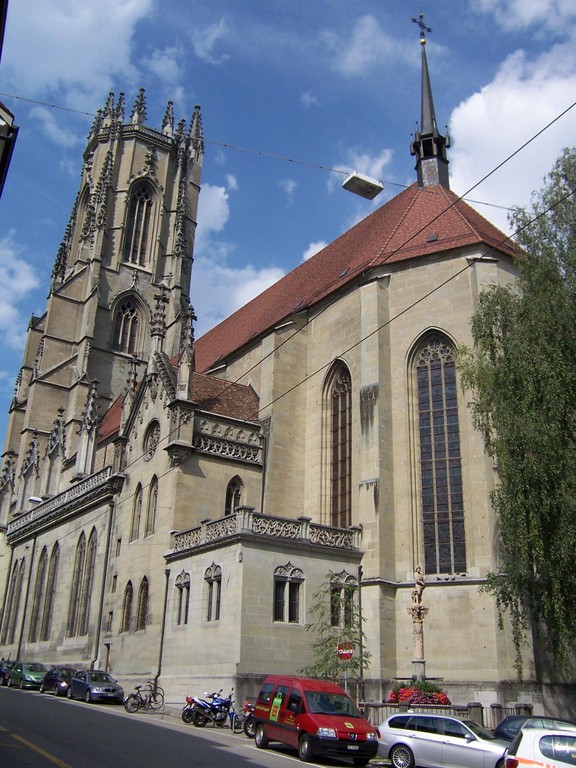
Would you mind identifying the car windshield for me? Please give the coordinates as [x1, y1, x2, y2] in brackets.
[89, 673, 113, 683]
[305, 692, 361, 717]
[25, 663, 46, 672]
[464, 720, 501, 740]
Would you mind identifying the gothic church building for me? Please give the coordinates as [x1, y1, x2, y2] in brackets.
[0, 42, 563, 711]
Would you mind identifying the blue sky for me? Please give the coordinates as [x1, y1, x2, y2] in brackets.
[1, 0, 576, 442]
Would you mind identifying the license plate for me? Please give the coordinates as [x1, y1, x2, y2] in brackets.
[347, 745, 359, 751]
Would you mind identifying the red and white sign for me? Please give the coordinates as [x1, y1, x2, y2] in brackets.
[337, 642, 354, 662]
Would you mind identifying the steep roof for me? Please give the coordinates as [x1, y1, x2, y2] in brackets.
[98, 369, 259, 443]
[195, 183, 516, 373]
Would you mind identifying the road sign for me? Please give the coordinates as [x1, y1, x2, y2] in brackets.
[337, 642, 354, 662]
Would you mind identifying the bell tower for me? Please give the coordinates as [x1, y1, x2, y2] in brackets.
[0, 90, 204, 517]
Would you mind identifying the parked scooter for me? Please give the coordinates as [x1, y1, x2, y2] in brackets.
[181, 689, 234, 727]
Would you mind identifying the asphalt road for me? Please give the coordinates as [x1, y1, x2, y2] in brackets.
[0, 687, 378, 768]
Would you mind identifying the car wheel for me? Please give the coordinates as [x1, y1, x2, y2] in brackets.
[67, 686, 73, 699]
[55, 685, 61, 696]
[19, 680, 24, 690]
[84, 690, 92, 703]
[298, 733, 314, 762]
[39, 683, 45, 694]
[255, 723, 269, 749]
[390, 744, 415, 768]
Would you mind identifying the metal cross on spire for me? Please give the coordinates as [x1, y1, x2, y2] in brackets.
[412, 11, 432, 43]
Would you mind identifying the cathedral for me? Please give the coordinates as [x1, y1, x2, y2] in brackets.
[0, 37, 567, 712]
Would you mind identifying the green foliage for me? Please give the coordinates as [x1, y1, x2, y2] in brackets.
[459, 148, 576, 677]
[298, 571, 371, 681]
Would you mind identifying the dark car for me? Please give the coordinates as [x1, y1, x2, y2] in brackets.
[494, 716, 576, 743]
[0, 660, 14, 686]
[67, 670, 124, 704]
[40, 666, 77, 696]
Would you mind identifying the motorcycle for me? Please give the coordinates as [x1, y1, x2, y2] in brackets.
[181, 689, 234, 727]
[242, 701, 256, 738]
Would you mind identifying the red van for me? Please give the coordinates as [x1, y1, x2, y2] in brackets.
[253, 675, 379, 765]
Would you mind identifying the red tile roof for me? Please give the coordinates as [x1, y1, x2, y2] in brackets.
[98, 369, 259, 442]
[194, 183, 516, 373]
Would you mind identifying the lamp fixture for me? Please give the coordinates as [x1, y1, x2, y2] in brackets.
[342, 171, 384, 200]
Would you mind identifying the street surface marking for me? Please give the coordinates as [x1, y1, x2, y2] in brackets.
[12, 733, 73, 767]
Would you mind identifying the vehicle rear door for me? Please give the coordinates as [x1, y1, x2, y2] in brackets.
[409, 715, 444, 768]
[440, 718, 489, 768]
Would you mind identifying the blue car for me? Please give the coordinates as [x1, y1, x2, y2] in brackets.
[67, 670, 124, 704]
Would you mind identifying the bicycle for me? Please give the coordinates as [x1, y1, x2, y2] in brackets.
[124, 680, 165, 713]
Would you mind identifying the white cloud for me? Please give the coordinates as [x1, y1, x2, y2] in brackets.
[29, 107, 80, 149]
[192, 259, 284, 337]
[278, 178, 298, 205]
[302, 241, 327, 261]
[196, 183, 232, 249]
[322, 14, 412, 77]
[2, 0, 153, 105]
[0, 233, 42, 349]
[475, 0, 576, 33]
[301, 92, 319, 108]
[144, 46, 182, 84]
[191, 19, 230, 65]
[449, 41, 576, 233]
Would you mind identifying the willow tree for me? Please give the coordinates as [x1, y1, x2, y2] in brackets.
[459, 148, 576, 677]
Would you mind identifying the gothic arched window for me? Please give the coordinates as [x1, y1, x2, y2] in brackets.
[204, 564, 221, 622]
[175, 572, 190, 626]
[145, 476, 158, 536]
[113, 299, 140, 355]
[415, 335, 467, 575]
[273, 563, 304, 624]
[329, 571, 357, 628]
[124, 185, 153, 266]
[326, 362, 352, 528]
[67, 533, 86, 637]
[130, 484, 143, 541]
[121, 581, 133, 633]
[1, 558, 26, 645]
[225, 476, 243, 515]
[136, 576, 149, 630]
[77, 528, 97, 636]
[41, 543, 60, 641]
[28, 547, 48, 642]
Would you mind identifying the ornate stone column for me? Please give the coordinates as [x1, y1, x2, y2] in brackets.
[408, 566, 428, 681]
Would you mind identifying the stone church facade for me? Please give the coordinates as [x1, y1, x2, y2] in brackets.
[0, 44, 567, 711]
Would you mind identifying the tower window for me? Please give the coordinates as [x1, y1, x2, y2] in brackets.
[113, 299, 140, 355]
[124, 186, 153, 266]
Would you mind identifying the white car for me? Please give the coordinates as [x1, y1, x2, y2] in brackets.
[506, 727, 576, 768]
[378, 713, 509, 768]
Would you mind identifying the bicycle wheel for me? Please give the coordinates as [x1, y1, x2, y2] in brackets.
[124, 694, 141, 713]
[147, 689, 165, 710]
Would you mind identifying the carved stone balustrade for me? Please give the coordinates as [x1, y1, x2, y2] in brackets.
[167, 506, 362, 559]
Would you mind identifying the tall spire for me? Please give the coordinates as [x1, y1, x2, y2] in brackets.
[409, 13, 450, 189]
